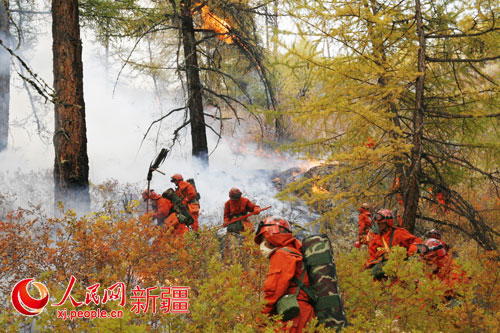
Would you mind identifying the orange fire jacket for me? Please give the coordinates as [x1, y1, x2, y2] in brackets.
[175, 180, 197, 205]
[223, 197, 259, 228]
[366, 227, 423, 268]
[423, 248, 467, 292]
[262, 235, 315, 332]
[164, 213, 189, 236]
[151, 197, 173, 223]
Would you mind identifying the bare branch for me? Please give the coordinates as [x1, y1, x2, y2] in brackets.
[203, 112, 231, 120]
[141, 107, 185, 143]
[0, 39, 54, 102]
[170, 120, 191, 149]
[205, 123, 221, 138]
[201, 86, 245, 121]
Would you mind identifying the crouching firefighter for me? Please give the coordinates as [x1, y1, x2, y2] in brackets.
[162, 188, 194, 234]
[142, 189, 170, 227]
[365, 209, 423, 279]
[254, 216, 315, 332]
[171, 173, 200, 231]
[142, 189, 188, 236]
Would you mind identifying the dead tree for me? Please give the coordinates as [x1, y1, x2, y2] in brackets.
[180, 0, 209, 164]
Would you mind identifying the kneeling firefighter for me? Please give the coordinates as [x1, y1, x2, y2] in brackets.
[142, 189, 171, 227]
[255, 216, 315, 332]
[142, 189, 188, 236]
[365, 209, 423, 278]
[171, 173, 200, 231]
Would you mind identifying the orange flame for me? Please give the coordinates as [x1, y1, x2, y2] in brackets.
[312, 181, 329, 194]
[297, 159, 323, 173]
[195, 3, 234, 44]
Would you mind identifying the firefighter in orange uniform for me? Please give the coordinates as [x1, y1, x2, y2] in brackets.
[223, 188, 261, 233]
[142, 190, 188, 236]
[420, 230, 466, 294]
[365, 209, 423, 277]
[357, 203, 373, 246]
[171, 173, 200, 231]
[421, 237, 450, 279]
[255, 216, 315, 332]
[425, 228, 448, 251]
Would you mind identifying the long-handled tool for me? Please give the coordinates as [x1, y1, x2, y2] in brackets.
[146, 148, 169, 213]
[226, 205, 272, 226]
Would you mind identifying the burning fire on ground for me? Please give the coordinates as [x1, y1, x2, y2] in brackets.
[230, 141, 325, 174]
[312, 181, 329, 194]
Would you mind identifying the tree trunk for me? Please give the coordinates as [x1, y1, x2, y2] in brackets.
[402, 0, 426, 233]
[180, 0, 209, 165]
[0, 0, 10, 152]
[52, 0, 90, 210]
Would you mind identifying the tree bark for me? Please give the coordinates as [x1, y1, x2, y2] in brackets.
[52, 0, 90, 210]
[0, 0, 10, 152]
[366, 0, 407, 211]
[402, 0, 426, 233]
[180, 0, 209, 165]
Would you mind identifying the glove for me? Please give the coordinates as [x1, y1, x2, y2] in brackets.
[254, 207, 261, 214]
[223, 220, 230, 227]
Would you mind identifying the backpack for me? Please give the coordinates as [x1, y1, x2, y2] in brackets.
[280, 234, 347, 330]
[186, 178, 201, 201]
[162, 188, 194, 226]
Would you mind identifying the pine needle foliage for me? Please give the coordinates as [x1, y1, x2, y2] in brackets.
[276, 0, 500, 247]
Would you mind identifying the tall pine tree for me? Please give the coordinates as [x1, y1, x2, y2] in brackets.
[279, 0, 500, 249]
[52, 0, 90, 210]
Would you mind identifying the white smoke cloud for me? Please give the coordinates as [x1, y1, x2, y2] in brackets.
[0, 7, 319, 229]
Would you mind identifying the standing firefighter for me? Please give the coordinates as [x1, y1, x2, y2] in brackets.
[365, 209, 423, 278]
[356, 203, 373, 247]
[142, 189, 188, 236]
[223, 188, 261, 233]
[171, 173, 200, 231]
[254, 216, 315, 332]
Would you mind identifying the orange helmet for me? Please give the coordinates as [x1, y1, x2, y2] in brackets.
[254, 216, 292, 244]
[170, 173, 183, 183]
[373, 209, 395, 228]
[423, 238, 447, 258]
[229, 187, 242, 200]
[142, 189, 160, 201]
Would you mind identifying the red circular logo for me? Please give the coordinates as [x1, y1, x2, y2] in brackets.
[11, 278, 49, 316]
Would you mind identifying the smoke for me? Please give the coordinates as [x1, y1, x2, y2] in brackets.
[0, 9, 318, 229]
